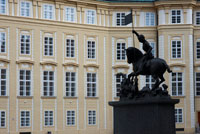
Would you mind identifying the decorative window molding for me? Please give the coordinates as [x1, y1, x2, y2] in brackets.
[43, 71, 54, 97]
[171, 40, 182, 59]
[175, 108, 183, 123]
[145, 12, 155, 26]
[20, 1, 32, 17]
[20, 110, 30, 127]
[65, 72, 76, 97]
[171, 72, 183, 96]
[85, 9, 96, 25]
[0, 32, 6, 53]
[86, 73, 97, 97]
[195, 72, 200, 96]
[66, 110, 75, 126]
[171, 9, 182, 24]
[42, 4, 55, 20]
[64, 6, 76, 23]
[0, 110, 6, 128]
[44, 110, 54, 126]
[88, 110, 96, 125]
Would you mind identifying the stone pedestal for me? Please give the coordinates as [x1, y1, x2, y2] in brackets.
[109, 98, 179, 134]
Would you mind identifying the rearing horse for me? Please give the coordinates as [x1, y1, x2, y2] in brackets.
[126, 47, 172, 90]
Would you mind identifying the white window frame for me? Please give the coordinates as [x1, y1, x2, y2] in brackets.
[64, 6, 76, 23]
[171, 9, 182, 24]
[115, 73, 124, 97]
[0, 110, 6, 128]
[116, 42, 126, 60]
[171, 72, 183, 96]
[20, 34, 31, 55]
[85, 9, 96, 25]
[145, 12, 155, 26]
[65, 72, 76, 97]
[66, 110, 75, 126]
[66, 38, 75, 58]
[20, 0, 32, 17]
[42, 4, 55, 20]
[196, 41, 200, 59]
[19, 70, 31, 96]
[115, 12, 126, 26]
[0, 32, 6, 53]
[145, 75, 155, 89]
[43, 71, 54, 97]
[0, 69, 6, 96]
[171, 40, 182, 59]
[195, 72, 200, 96]
[44, 110, 54, 126]
[195, 11, 200, 25]
[86, 73, 97, 97]
[0, 0, 7, 15]
[88, 110, 96, 125]
[44, 36, 54, 56]
[20, 110, 30, 127]
[87, 40, 96, 59]
[175, 108, 183, 123]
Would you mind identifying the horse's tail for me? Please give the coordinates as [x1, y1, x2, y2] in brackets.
[164, 62, 172, 73]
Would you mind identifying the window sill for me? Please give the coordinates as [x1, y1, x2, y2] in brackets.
[41, 96, 56, 99]
[171, 96, 185, 99]
[63, 96, 78, 99]
[0, 96, 9, 98]
[195, 96, 200, 98]
[85, 97, 99, 99]
[17, 96, 33, 99]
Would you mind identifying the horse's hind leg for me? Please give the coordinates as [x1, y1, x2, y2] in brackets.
[152, 74, 165, 90]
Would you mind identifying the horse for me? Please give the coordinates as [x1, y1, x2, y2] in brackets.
[126, 47, 172, 90]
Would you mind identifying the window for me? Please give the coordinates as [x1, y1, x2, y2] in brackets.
[88, 110, 96, 125]
[196, 42, 200, 59]
[0, 32, 6, 53]
[20, 34, 30, 55]
[43, 71, 54, 96]
[116, 13, 125, 26]
[171, 72, 183, 96]
[66, 110, 75, 126]
[44, 37, 53, 56]
[64, 7, 76, 22]
[66, 39, 75, 58]
[65, 72, 76, 97]
[116, 42, 126, 60]
[195, 73, 200, 96]
[44, 111, 53, 126]
[43, 4, 54, 20]
[87, 41, 95, 59]
[87, 73, 96, 97]
[171, 10, 181, 24]
[20, 1, 31, 17]
[19, 70, 31, 96]
[0, 69, 6, 96]
[86, 10, 95, 24]
[175, 108, 183, 123]
[115, 73, 124, 97]
[171, 40, 181, 59]
[20, 111, 30, 127]
[146, 75, 155, 89]
[0, 111, 5, 127]
[196, 12, 200, 25]
[145, 12, 155, 26]
[149, 42, 156, 57]
[0, 0, 6, 14]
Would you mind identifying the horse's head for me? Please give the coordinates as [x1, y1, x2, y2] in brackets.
[126, 47, 144, 64]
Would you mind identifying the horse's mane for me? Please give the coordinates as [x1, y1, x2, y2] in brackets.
[126, 47, 144, 62]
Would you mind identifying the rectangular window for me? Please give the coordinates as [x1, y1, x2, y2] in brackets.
[86, 10, 95, 24]
[171, 72, 183, 96]
[88, 110, 96, 125]
[150, 42, 156, 57]
[87, 41, 95, 59]
[116, 13, 125, 26]
[196, 12, 200, 25]
[0, 69, 6, 96]
[0, 111, 5, 127]
[20, 1, 31, 17]
[44, 111, 53, 126]
[171, 10, 181, 24]
[0, 0, 6, 14]
[20, 111, 30, 127]
[65, 72, 76, 97]
[43, 71, 54, 97]
[196, 42, 200, 59]
[66, 110, 75, 126]
[87, 73, 96, 97]
[115, 73, 124, 97]
[43, 4, 54, 20]
[171, 40, 181, 59]
[20, 34, 30, 55]
[19, 70, 31, 96]
[44, 37, 53, 56]
[196, 73, 200, 96]
[175, 108, 183, 123]
[66, 39, 75, 58]
[65, 7, 75, 22]
[145, 12, 155, 26]
[0, 32, 6, 53]
[116, 42, 126, 60]
[146, 75, 155, 89]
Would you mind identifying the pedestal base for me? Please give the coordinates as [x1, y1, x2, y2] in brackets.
[109, 98, 179, 134]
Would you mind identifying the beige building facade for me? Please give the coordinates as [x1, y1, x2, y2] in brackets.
[0, 0, 199, 134]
